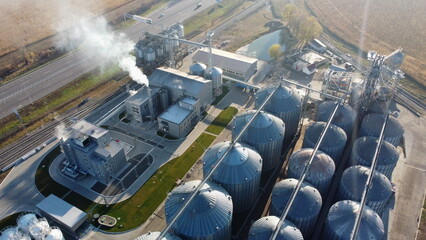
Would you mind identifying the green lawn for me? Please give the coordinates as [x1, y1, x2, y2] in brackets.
[205, 106, 238, 135]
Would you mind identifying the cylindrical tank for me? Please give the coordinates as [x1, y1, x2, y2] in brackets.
[177, 24, 185, 38]
[322, 200, 384, 240]
[159, 88, 170, 111]
[29, 218, 50, 240]
[135, 231, 182, 240]
[248, 216, 304, 240]
[350, 136, 400, 179]
[155, 44, 164, 57]
[0, 226, 18, 240]
[302, 122, 347, 165]
[165, 180, 233, 240]
[368, 86, 392, 114]
[203, 141, 262, 212]
[232, 111, 285, 172]
[287, 148, 335, 197]
[255, 85, 302, 140]
[360, 113, 404, 146]
[337, 165, 393, 215]
[171, 34, 179, 48]
[17, 212, 38, 234]
[189, 62, 207, 77]
[316, 101, 356, 137]
[44, 227, 64, 240]
[145, 47, 156, 62]
[206, 67, 223, 90]
[270, 178, 322, 238]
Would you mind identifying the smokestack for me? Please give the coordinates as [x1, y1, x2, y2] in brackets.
[147, 85, 155, 121]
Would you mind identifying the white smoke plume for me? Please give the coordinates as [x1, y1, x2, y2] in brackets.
[55, 122, 70, 141]
[53, 1, 149, 86]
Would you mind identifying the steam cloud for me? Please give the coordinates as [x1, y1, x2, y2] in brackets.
[54, 3, 148, 86]
[55, 122, 69, 141]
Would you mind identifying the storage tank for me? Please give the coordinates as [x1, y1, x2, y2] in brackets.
[29, 218, 50, 240]
[350, 136, 399, 179]
[316, 101, 357, 137]
[248, 216, 304, 240]
[145, 47, 156, 62]
[45, 227, 64, 240]
[360, 113, 404, 146]
[135, 231, 182, 240]
[17, 212, 38, 234]
[302, 122, 347, 165]
[270, 178, 322, 238]
[189, 62, 207, 77]
[203, 141, 262, 212]
[177, 24, 185, 38]
[287, 148, 335, 197]
[171, 34, 179, 48]
[0, 226, 31, 240]
[322, 200, 384, 240]
[337, 165, 393, 215]
[255, 85, 302, 140]
[368, 87, 393, 114]
[155, 44, 165, 58]
[232, 111, 285, 172]
[206, 67, 223, 91]
[165, 180, 233, 240]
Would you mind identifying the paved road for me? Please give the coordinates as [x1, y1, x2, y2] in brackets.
[0, 0, 217, 119]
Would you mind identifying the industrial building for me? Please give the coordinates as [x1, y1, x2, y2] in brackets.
[157, 97, 200, 138]
[308, 38, 327, 54]
[125, 86, 169, 124]
[292, 51, 329, 75]
[61, 120, 127, 185]
[149, 67, 213, 111]
[192, 47, 258, 82]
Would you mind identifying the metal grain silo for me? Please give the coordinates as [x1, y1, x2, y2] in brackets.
[337, 165, 393, 215]
[29, 218, 50, 240]
[360, 113, 404, 146]
[302, 122, 347, 165]
[189, 62, 207, 77]
[316, 101, 357, 137]
[287, 148, 335, 197]
[45, 227, 65, 240]
[270, 178, 322, 238]
[0, 226, 30, 240]
[322, 200, 384, 240]
[17, 212, 38, 234]
[248, 216, 304, 240]
[165, 180, 233, 240]
[206, 67, 223, 94]
[350, 136, 400, 179]
[203, 141, 262, 212]
[255, 85, 302, 140]
[232, 111, 285, 172]
[135, 232, 182, 240]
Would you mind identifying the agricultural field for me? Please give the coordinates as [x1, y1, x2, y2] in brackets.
[306, 0, 426, 88]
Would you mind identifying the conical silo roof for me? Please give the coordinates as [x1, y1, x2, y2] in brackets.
[232, 110, 285, 171]
[203, 141, 262, 212]
[302, 122, 347, 164]
[248, 216, 304, 240]
[339, 165, 393, 214]
[323, 200, 384, 240]
[270, 179, 322, 238]
[135, 232, 182, 240]
[351, 136, 399, 178]
[255, 85, 302, 139]
[360, 113, 404, 146]
[288, 148, 335, 197]
[165, 180, 233, 240]
[317, 101, 356, 136]
[189, 62, 207, 76]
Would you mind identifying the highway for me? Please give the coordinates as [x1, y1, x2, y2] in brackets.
[0, 0, 218, 119]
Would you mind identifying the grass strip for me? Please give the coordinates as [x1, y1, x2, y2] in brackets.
[205, 106, 238, 135]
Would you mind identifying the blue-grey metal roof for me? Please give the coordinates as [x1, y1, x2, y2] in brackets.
[189, 62, 207, 72]
[135, 232, 182, 240]
[304, 122, 347, 148]
[125, 86, 161, 106]
[271, 178, 322, 219]
[341, 165, 393, 201]
[158, 103, 191, 124]
[255, 85, 302, 115]
[361, 113, 404, 139]
[203, 141, 262, 184]
[288, 148, 335, 185]
[352, 136, 399, 166]
[325, 200, 384, 240]
[165, 180, 233, 238]
[248, 216, 304, 240]
[316, 101, 356, 135]
[232, 111, 285, 144]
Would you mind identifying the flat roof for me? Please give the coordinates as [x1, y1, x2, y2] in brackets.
[36, 194, 87, 231]
[125, 86, 161, 105]
[158, 103, 191, 125]
[180, 97, 197, 105]
[298, 51, 326, 64]
[71, 120, 108, 139]
[192, 47, 257, 74]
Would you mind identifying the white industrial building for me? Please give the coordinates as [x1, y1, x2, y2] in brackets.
[61, 120, 127, 184]
[149, 67, 213, 112]
[192, 47, 258, 82]
[158, 97, 200, 138]
[125, 86, 169, 124]
[293, 51, 329, 75]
